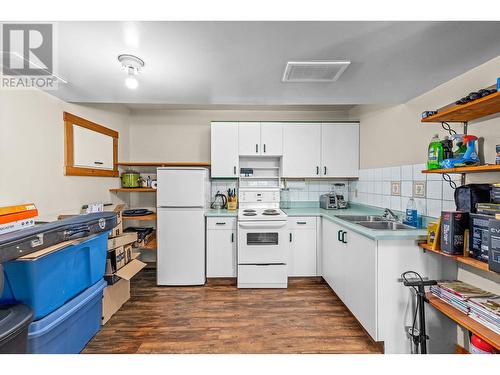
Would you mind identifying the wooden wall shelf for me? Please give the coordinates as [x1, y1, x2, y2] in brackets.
[419, 243, 494, 274]
[117, 162, 211, 167]
[109, 188, 156, 193]
[422, 165, 500, 174]
[421, 89, 500, 123]
[426, 293, 500, 350]
[122, 213, 157, 221]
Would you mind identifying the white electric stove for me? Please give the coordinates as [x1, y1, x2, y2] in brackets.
[237, 187, 288, 289]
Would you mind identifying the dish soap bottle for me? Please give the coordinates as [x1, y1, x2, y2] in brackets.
[427, 134, 443, 170]
[404, 198, 418, 228]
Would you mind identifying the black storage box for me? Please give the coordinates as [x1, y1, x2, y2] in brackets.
[441, 211, 469, 255]
[0, 212, 117, 263]
[454, 184, 491, 213]
[0, 304, 33, 354]
[488, 219, 500, 273]
[469, 214, 492, 262]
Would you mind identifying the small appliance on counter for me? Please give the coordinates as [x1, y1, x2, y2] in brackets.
[210, 191, 227, 210]
[120, 170, 141, 188]
[320, 184, 348, 210]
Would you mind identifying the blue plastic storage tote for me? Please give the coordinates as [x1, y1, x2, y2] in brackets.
[27, 279, 106, 354]
[1, 232, 108, 320]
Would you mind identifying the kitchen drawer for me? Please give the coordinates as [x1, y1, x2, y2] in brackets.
[287, 216, 317, 230]
[207, 217, 237, 230]
[237, 264, 287, 288]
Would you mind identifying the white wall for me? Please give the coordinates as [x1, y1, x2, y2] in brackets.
[350, 55, 500, 185]
[128, 108, 352, 162]
[0, 89, 130, 221]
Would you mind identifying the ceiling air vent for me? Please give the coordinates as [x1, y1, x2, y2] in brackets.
[282, 61, 350, 82]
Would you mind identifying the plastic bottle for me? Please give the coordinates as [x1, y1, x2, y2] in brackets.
[405, 198, 418, 228]
[427, 134, 443, 170]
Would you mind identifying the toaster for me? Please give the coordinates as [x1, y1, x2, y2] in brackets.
[320, 193, 348, 210]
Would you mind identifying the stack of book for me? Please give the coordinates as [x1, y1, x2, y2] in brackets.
[0, 203, 38, 235]
[430, 281, 492, 314]
[468, 296, 500, 334]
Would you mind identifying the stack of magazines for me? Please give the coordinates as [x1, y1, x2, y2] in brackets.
[468, 296, 500, 334]
[430, 281, 492, 314]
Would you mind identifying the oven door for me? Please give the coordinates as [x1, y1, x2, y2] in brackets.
[238, 221, 287, 264]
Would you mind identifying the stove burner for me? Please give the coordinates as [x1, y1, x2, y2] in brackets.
[262, 211, 280, 216]
[243, 209, 256, 213]
[264, 209, 277, 213]
[243, 212, 257, 216]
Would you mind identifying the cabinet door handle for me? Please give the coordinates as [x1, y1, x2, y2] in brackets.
[316, 166, 319, 175]
[341, 231, 347, 244]
[289, 233, 293, 242]
[216, 222, 226, 225]
[337, 230, 342, 242]
[297, 221, 307, 225]
[263, 144, 266, 153]
[256, 144, 259, 153]
[324, 166, 327, 175]
[231, 233, 234, 242]
[94, 161, 104, 165]
[234, 166, 236, 175]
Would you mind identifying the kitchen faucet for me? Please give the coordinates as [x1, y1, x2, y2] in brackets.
[383, 208, 400, 222]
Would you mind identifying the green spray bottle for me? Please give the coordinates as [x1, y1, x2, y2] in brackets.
[427, 134, 443, 170]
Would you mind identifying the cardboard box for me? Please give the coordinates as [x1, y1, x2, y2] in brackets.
[469, 213, 492, 262]
[102, 251, 146, 323]
[108, 232, 138, 250]
[106, 204, 126, 238]
[105, 252, 146, 285]
[102, 279, 130, 325]
[105, 244, 135, 275]
[488, 219, 500, 273]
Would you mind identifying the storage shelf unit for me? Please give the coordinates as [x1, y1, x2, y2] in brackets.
[422, 165, 500, 174]
[109, 188, 156, 193]
[421, 89, 500, 123]
[419, 243, 494, 274]
[122, 213, 157, 221]
[426, 293, 500, 350]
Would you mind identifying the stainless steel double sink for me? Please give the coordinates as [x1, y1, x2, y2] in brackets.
[334, 215, 417, 231]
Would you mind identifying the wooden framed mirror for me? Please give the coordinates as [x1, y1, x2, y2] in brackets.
[63, 112, 119, 177]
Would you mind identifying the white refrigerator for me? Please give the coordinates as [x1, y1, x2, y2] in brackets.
[156, 167, 209, 286]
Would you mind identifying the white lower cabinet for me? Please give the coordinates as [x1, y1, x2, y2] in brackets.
[288, 217, 317, 276]
[206, 217, 237, 277]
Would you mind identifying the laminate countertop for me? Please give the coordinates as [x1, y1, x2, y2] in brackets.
[205, 204, 428, 241]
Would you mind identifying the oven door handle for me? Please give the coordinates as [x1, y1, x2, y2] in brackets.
[238, 222, 287, 229]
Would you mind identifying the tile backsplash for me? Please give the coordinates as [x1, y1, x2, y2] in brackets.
[284, 180, 349, 202]
[349, 164, 459, 218]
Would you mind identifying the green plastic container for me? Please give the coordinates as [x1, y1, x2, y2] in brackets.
[427, 134, 443, 170]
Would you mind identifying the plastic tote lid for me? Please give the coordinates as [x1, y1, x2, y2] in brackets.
[0, 304, 33, 343]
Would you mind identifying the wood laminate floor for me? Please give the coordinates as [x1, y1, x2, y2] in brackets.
[83, 269, 383, 354]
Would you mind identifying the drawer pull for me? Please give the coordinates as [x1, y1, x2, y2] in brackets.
[94, 161, 104, 165]
[297, 221, 307, 225]
[216, 222, 226, 225]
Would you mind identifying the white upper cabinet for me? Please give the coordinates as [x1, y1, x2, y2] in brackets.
[238, 122, 261, 156]
[321, 123, 359, 178]
[238, 122, 283, 156]
[282, 123, 322, 178]
[73, 126, 114, 170]
[260, 123, 283, 156]
[211, 122, 239, 178]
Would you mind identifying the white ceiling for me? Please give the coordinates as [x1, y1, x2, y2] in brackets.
[50, 21, 500, 105]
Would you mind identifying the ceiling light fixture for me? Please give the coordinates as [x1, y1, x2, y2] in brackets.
[118, 54, 144, 90]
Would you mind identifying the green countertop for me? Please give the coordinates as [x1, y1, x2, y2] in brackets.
[205, 209, 238, 217]
[205, 204, 427, 241]
[283, 206, 428, 241]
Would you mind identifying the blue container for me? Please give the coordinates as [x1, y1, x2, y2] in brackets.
[27, 279, 106, 354]
[1, 232, 108, 320]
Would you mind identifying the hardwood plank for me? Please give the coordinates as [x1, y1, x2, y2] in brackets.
[83, 269, 383, 354]
[421, 165, 500, 174]
[110, 188, 156, 193]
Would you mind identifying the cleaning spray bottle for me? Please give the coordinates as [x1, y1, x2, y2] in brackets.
[427, 134, 443, 170]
